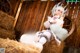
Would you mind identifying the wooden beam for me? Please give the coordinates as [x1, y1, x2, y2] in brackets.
[39, 1, 50, 31]
[13, 0, 23, 28]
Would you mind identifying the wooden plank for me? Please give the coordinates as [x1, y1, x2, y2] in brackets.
[13, 1, 23, 28]
[39, 1, 50, 31]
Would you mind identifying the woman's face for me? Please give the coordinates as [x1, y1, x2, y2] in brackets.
[54, 8, 63, 16]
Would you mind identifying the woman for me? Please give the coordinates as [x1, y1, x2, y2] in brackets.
[44, 2, 68, 45]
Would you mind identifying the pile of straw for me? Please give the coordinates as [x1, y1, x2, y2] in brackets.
[0, 27, 15, 39]
[0, 38, 41, 53]
[0, 11, 15, 39]
[0, 11, 14, 30]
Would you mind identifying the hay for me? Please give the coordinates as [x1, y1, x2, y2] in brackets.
[0, 27, 15, 39]
[0, 11, 15, 30]
[0, 38, 41, 53]
[42, 38, 64, 53]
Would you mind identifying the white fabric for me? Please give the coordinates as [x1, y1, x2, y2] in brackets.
[39, 37, 47, 45]
[20, 34, 39, 44]
[55, 19, 64, 26]
[42, 30, 51, 40]
[20, 34, 43, 51]
[50, 24, 68, 41]
[44, 21, 51, 28]
[36, 30, 51, 42]
[44, 16, 64, 28]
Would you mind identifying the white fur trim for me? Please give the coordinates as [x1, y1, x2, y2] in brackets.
[50, 24, 68, 41]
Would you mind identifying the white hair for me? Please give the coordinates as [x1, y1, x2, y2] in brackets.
[51, 2, 68, 17]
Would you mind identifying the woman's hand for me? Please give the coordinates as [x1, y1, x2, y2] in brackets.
[48, 16, 56, 24]
[49, 20, 56, 24]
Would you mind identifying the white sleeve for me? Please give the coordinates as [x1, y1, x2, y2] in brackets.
[44, 21, 51, 28]
[47, 16, 53, 22]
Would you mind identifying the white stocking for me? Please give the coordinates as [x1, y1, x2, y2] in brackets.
[39, 37, 47, 45]
[51, 32, 61, 46]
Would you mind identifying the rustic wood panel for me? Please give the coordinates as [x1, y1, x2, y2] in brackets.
[9, 0, 20, 16]
[65, 3, 80, 48]
[15, 1, 47, 35]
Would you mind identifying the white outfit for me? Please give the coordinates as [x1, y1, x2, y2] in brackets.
[20, 34, 43, 52]
[44, 16, 64, 28]
[50, 24, 68, 41]
[36, 30, 52, 41]
[44, 16, 68, 41]
[20, 33, 48, 52]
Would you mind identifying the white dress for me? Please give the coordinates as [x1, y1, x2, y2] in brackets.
[44, 16, 68, 41]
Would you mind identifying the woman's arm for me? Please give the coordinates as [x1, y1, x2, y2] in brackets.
[60, 17, 65, 27]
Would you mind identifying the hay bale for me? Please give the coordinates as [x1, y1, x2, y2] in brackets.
[42, 39, 64, 53]
[0, 11, 15, 30]
[0, 27, 15, 39]
[0, 38, 41, 53]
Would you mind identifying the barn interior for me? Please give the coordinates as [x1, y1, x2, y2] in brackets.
[0, 0, 80, 53]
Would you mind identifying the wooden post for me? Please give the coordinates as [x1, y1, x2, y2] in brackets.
[39, 1, 50, 31]
[13, 0, 23, 28]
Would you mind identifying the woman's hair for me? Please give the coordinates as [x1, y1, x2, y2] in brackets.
[51, 2, 68, 17]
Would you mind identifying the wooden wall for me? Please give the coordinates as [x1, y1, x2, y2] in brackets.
[65, 3, 80, 48]
[15, 1, 48, 34]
